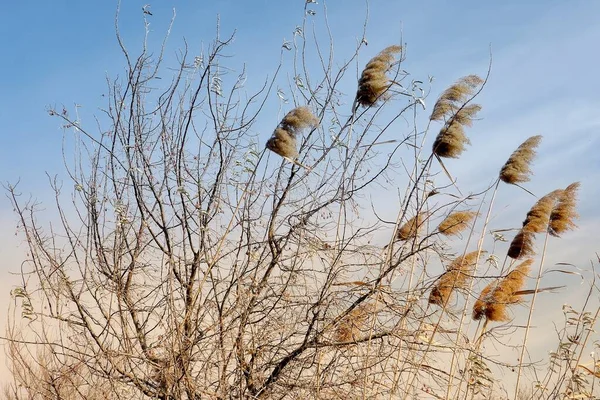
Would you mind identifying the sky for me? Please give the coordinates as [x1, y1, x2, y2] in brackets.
[0, 0, 599, 392]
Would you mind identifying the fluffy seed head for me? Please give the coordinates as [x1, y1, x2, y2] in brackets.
[507, 189, 563, 259]
[430, 75, 483, 121]
[356, 45, 402, 107]
[279, 106, 319, 134]
[266, 128, 298, 158]
[472, 259, 532, 322]
[549, 182, 580, 237]
[437, 210, 478, 236]
[396, 213, 424, 241]
[431, 75, 482, 158]
[522, 189, 562, 233]
[507, 229, 535, 259]
[499, 135, 543, 184]
[432, 123, 470, 158]
[429, 251, 481, 308]
[266, 107, 318, 159]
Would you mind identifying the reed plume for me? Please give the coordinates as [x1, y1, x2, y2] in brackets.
[431, 75, 483, 158]
[472, 259, 532, 322]
[356, 45, 402, 107]
[499, 135, 542, 184]
[396, 213, 424, 241]
[522, 189, 562, 232]
[507, 189, 562, 259]
[266, 106, 319, 159]
[437, 210, 478, 236]
[507, 230, 536, 259]
[549, 182, 580, 237]
[429, 251, 481, 307]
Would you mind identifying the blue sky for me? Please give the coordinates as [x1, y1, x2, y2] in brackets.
[1, 0, 599, 388]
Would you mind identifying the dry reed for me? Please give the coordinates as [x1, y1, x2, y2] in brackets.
[356, 45, 402, 107]
[549, 182, 580, 237]
[437, 210, 478, 236]
[507, 230, 536, 259]
[429, 251, 481, 307]
[431, 75, 483, 158]
[522, 189, 562, 232]
[472, 259, 532, 322]
[499, 135, 542, 184]
[266, 106, 319, 159]
[507, 189, 562, 259]
[396, 213, 424, 241]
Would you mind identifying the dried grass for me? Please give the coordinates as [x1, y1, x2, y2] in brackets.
[549, 182, 580, 237]
[429, 251, 481, 307]
[438, 210, 478, 236]
[431, 75, 483, 158]
[472, 259, 532, 322]
[356, 45, 402, 107]
[266, 107, 319, 159]
[499, 135, 543, 184]
[396, 213, 424, 241]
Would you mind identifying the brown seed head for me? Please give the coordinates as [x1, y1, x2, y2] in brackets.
[549, 182, 580, 237]
[522, 189, 562, 233]
[472, 283, 494, 321]
[266, 107, 318, 159]
[429, 251, 481, 307]
[432, 122, 470, 158]
[430, 75, 483, 121]
[266, 128, 298, 159]
[507, 229, 535, 259]
[396, 213, 424, 241]
[473, 259, 532, 322]
[499, 135, 543, 184]
[279, 106, 319, 134]
[356, 45, 402, 107]
[438, 210, 478, 236]
[431, 75, 482, 158]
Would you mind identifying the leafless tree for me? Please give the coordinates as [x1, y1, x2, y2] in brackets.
[4, 4, 599, 400]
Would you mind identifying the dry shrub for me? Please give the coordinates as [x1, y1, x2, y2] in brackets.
[499, 135, 543, 184]
[266, 106, 319, 159]
[437, 210, 478, 236]
[472, 259, 532, 322]
[549, 182, 580, 237]
[396, 213, 424, 241]
[431, 75, 483, 158]
[356, 45, 402, 107]
[429, 251, 481, 307]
